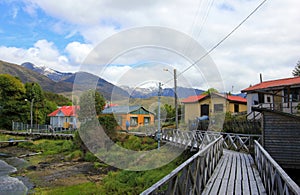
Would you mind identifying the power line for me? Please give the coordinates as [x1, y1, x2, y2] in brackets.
[164, 0, 268, 85]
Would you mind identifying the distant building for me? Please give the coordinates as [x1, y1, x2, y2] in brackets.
[48, 106, 78, 130]
[241, 76, 300, 119]
[101, 105, 155, 131]
[181, 93, 247, 123]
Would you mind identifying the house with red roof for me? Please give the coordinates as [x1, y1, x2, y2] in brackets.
[241, 76, 300, 119]
[181, 93, 247, 123]
[48, 106, 79, 130]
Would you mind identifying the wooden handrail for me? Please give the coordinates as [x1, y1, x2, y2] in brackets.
[140, 136, 223, 195]
[254, 140, 300, 195]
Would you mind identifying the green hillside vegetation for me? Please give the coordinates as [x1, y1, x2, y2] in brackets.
[0, 74, 61, 129]
[0, 60, 73, 93]
[44, 91, 72, 106]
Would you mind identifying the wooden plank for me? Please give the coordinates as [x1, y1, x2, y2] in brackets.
[200, 150, 268, 195]
[240, 153, 250, 194]
[236, 152, 242, 181]
[202, 152, 227, 195]
[244, 154, 260, 195]
[218, 151, 232, 194]
[249, 152, 267, 195]
[226, 152, 237, 195]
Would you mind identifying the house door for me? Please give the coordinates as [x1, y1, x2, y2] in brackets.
[201, 104, 209, 116]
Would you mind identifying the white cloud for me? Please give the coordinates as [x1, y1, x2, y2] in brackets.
[2, 0, 299, 92]
[65, 42, 93, 64]
[0, 39, 77, 72]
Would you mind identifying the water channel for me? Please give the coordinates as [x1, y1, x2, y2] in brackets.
[0, 153, 29, 195]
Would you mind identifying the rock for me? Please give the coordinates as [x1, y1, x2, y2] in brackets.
[26, 165, 37, 171]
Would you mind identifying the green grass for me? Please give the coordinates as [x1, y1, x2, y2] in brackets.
[2, 132, 193, 194]
[0, 134, 24, 141]
[34, 182, 105, 195]
[19, 139, 76, 155]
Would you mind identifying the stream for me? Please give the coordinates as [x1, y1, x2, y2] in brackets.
[0, 153, 29, 195]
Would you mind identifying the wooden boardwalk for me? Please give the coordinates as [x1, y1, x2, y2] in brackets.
[0, 130, 74, 140]
[202, 150, 266, 195]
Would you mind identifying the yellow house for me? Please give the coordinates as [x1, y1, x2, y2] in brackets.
[182, 93, 247, 123]
[101, 105, 155, 131]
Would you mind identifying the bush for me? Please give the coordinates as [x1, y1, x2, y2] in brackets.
[66, 150, 83, 161]
[84, 151, 98, 162]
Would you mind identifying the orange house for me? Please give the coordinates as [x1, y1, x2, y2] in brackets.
[101, 105, 155, 131]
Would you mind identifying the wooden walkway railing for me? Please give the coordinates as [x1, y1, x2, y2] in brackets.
[161, 129, 261, 152]
[143, 130, 299, 195]
[140, 136, 223, 195]
[254, 140, 300, 195]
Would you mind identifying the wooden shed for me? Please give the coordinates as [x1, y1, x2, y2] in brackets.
[253, 107, 300, 169]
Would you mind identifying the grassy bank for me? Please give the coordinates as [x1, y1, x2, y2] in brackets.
[0, 132, 192, 194]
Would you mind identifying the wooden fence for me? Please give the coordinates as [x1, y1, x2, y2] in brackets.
[189, 119, 261, 134]
[254, 140, 300, 195]
[141, 136, 223, 195]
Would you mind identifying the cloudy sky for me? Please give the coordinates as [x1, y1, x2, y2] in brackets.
[0, 0, 299, 93]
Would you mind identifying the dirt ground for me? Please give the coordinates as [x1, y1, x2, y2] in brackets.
[0, 146, 114, 192]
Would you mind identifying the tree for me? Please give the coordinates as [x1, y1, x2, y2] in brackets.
[0, 74, 26, 129]
[203, 88, 219, 95]
[164, 104, 175, 123]
[25, 82, 46, 124]
[44, 91, 72, 106]
[292, 60, 300, 76]
[78, 90, 106, 121]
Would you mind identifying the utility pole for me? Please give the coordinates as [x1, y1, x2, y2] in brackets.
[174, 69, 178, 130]
[163, 68, 179, 130]
[157, 82, 162, 149]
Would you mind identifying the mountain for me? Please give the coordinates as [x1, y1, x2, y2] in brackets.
[122, 86, 204, 99]
[61, 71, 129, 100]
[0, 60, 129, 100]
[21, 62, 73, 82]
[0, 60, 73, 93]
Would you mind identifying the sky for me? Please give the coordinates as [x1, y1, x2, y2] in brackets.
[0, 0, 300, 94]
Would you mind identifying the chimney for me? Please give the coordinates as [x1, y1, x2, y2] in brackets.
[260, 73, 263, 83]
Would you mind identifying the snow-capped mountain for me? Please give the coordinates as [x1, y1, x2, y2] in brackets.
[121, 85, 205, 99]
[21, 62, 73, 82]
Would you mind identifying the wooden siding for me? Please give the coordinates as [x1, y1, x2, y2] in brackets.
[183, 98, 246, 123]
[114, 113, 154, 130]
[259, 109, 300, 169]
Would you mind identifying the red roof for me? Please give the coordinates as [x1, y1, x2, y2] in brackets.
[48, 106, 79, 117]
[242, 76, 300, 92]
[181, 94, 207, 103]
[226, 95, 247, 103]
[181, 94, 246, 103]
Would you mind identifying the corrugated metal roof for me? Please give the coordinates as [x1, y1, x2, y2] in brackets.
[102, 105, 141, 114]
[48, 106, 78, 117]
[242, 76, 300, 92]
[181, 93, 246, 103]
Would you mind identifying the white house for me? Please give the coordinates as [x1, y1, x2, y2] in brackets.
[48, 106, 78, 130]
[241, 76, 300, 119]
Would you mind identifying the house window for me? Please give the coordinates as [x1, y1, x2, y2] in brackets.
[214, 104, 223, 112]
[266, 96, 271, 103]
[130, 117, 138, 127]
[234, 104, 239, 113]
[144, 117, 150, 125]
[258, 93, 264, 103]
[284, 88, 300, 103]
